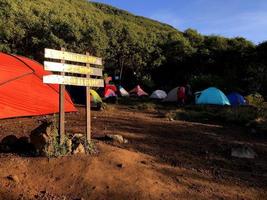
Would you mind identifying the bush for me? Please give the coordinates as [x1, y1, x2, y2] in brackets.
[245, 93, 264, 107]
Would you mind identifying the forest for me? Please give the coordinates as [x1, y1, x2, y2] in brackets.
[0, 0, 266, 96]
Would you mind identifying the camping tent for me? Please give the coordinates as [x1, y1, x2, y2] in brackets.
[195, 87, 230, 105]
[129, 85, 148, 97]
[90, 89, 102, 104]
[104, 88, 117, 98]
[163, 87, 179, 102]
[118, 86, 129, 97]
[0, 52, 76, 119]
[105, 84, 117, 94]
[90, 89, 102, 110]
[150, 90, 167, 100]
[227, 92, 246, 106]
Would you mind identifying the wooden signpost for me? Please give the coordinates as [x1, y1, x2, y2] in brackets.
[43, 48, 104, 144]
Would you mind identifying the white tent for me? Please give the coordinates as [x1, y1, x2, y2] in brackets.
[119, 86, 129, 97]
[163, 87, 179, 102]
[150, 90, 167, 99]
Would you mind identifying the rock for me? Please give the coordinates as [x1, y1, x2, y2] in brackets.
[1, 135, 18, 152]
[106, 134, 127, 144]
[7, 175, 19, 183]
[140, 160, 147, 165]
[73, 134, 84, 139]
[117, 163, 124, 168]
[231, 146, 257, 159]
[16, 137, 33, 152]
[2, 135, 18, 146]
[73, 143, 85, 154]
[66, 139, 72, 153]
[30, 121, 58, 156]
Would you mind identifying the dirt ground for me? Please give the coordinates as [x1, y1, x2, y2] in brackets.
[0, 104, 267, 200]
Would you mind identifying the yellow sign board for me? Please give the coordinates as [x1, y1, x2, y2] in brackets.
[44, 61, 103, 76]
[43, 75, 104, 87]
[45, 48, 102, 65]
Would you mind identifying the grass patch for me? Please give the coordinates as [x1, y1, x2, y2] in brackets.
[171, 105, 258, 125]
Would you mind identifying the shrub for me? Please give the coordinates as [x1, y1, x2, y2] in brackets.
[245, 93, 264, 107]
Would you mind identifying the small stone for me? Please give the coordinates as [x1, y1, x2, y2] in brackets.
[73, 144, 85, 155]
[231, 146, 257, 159]
[7, 175, 19, 183]
[73, 134, 84, 139]
[140, 161, 147, 165]
[117, 163, 124, 168]
[106, 134, 124, 144]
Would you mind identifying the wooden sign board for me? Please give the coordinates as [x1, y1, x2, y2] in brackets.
[45, 48, 102, 65]
[43, 48, 104, 145]
[43, 75, 104, 87]
[44, 61, 103, 76]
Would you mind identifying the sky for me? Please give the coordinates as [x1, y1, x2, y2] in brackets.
[92, 0, 267, 44]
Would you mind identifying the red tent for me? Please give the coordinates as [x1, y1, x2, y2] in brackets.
[129, 85, 148, 97]
[0, 52, 76, 119]
[104, 88, 117, 98]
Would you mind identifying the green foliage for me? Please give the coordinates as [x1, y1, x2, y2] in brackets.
[245, 93, 264, 107]
[0, 0, 266, 95]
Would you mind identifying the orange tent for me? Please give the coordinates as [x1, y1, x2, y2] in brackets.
[0, 52, 76, 119]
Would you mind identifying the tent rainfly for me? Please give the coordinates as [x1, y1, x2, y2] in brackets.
[0, 52, 77, 119]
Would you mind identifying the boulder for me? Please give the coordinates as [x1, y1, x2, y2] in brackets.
[30, 121, 58, 156]
[1, 135, 18, 152]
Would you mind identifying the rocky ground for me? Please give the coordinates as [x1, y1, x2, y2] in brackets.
[0, 104, 267, 200]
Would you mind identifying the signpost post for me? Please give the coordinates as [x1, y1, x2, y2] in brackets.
[86, 52, 91, 143]
[43, 48, 104, 144]
[59, 48, 65, 145]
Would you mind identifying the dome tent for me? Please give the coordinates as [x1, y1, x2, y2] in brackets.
[150, 90, 167, 100]
[163, 87, 179, 102]
[0, 52, 76, 119]
[90, 89, 103, 110]
[227, 92, 246, 106]
[104, 88, 117, 98]
[119, 86, 129, 97]
[195, 87, 230, 105]
[129, 85, 148, 97]
[90, 89, 102, 104]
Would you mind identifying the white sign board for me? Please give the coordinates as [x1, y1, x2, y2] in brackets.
[43, 75, 104, 87]
[44, 61, 103, 76]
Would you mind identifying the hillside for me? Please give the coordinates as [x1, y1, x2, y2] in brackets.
[0, 0, 266, 95]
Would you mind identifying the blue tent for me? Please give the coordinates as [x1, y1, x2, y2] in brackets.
[195, 87, 230, 105]
[227, 92, 246, 106]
